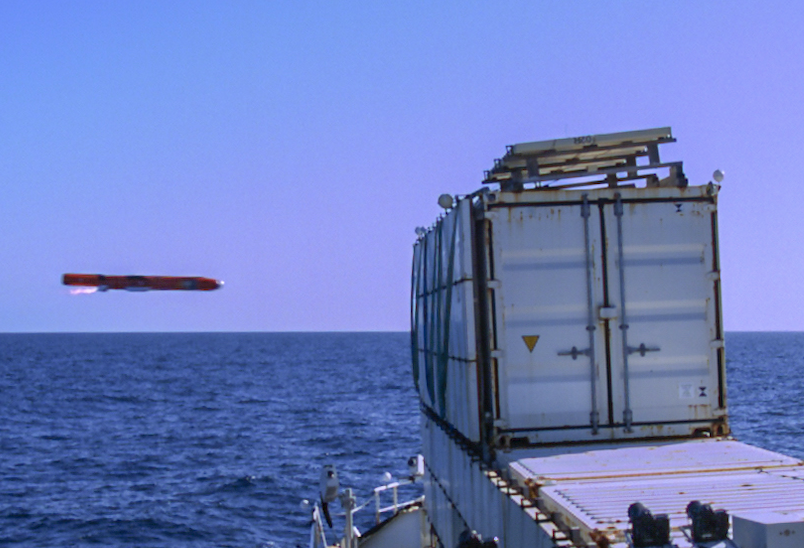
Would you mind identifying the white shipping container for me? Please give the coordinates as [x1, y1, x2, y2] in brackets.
[487, 185, 725, 444]
[408, 128, 804, 548]
[412, 127, 727, 448]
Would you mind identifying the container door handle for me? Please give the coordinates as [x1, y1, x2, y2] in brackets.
[558, 346, 591, 360]
[627, 344, 660, 357]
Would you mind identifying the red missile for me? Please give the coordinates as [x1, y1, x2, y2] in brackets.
[62, 274, 223, 291]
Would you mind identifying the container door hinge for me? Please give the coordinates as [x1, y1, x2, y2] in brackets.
[483, 210, 499, 222]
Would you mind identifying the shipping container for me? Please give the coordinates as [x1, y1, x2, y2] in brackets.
[321, 128, 802, 548]
[402, 129, 804, 548]
[412, 127, 727, 450]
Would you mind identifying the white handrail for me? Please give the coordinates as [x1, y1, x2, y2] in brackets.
[307, 477, 422, 546]
[371, 478, 416, 524]
[308, 504, 327, 548]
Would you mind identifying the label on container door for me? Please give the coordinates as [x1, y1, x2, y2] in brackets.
[679, 383, 694, 399]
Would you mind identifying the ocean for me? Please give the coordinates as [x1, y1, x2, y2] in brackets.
[0, 332, 802, 547]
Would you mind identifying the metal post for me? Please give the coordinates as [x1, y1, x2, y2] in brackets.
[342, 488, 355, 548]
[309, 507, 318, 548]
[581, 194, 599, 434]
[310, 504, 328, 548]
[614, 194, 633, 432]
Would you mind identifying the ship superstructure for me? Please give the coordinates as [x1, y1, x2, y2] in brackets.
[409, 128, 804, 548]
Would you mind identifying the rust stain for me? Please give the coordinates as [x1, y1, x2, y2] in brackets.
[589, 529, 612, 548]
[688, 404, 711, 419]
[524, 478, 540, 500]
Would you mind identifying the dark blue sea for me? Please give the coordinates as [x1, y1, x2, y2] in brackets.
[1, 332, 802, 546]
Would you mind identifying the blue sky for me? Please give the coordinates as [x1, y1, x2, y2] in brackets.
[1, 1, 802, 332]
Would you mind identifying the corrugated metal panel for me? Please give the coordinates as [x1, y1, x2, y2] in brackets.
[422, 413, 572, 548]
[506, 439, 804, 547]
[508, 439, 799, 481]
[488, 200, 604, 435]
[413, 197, 481, 441]
[603, 195, 721, 428]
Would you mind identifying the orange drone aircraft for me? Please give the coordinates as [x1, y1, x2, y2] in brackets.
[62, 274, 223, 292]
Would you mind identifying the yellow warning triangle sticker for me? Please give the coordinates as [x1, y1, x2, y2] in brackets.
[522, 335, 540, 353]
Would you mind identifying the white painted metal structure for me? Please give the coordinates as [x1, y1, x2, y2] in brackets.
[506, 439, 804, 547]
[406, 129, 804, 548]
[412, 127, 726, 452]
[422, 422, 804, 547]
[412, 197, 481, 442]
[486, 184, 725, 444]
[307, 477, 429, 548]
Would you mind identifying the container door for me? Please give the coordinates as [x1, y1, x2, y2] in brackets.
[486, 198, 608, 437]
[603, 195, 722, 432]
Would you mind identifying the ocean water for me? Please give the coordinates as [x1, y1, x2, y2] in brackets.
[1, 332, 802, 546]
[0, 333, 419, 547]
[724, 332, 804, 460]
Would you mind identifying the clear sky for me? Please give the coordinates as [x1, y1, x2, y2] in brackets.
[1, 1, 802, 332]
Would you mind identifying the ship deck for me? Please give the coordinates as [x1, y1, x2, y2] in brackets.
[501, 438, 804, 547]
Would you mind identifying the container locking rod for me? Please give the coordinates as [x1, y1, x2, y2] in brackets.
[615, 193, 634, 433]
[581, 194, 599, 434]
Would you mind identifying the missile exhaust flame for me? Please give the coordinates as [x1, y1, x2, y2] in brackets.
[69, 287, 98, 295]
